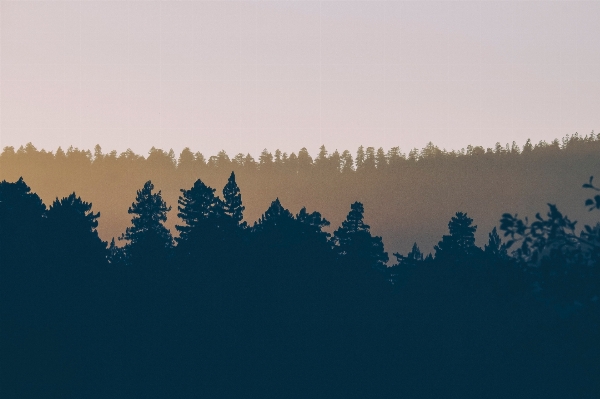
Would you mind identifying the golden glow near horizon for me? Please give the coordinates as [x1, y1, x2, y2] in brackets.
[1, 1, 599, 157]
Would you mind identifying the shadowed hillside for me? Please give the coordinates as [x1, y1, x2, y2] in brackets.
[1, 133, 599, 256]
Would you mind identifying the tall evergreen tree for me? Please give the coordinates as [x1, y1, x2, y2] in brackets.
[355, 146, 366, 170]
[176, 178, 224, 245]
[333, 201, 388, 270]
[120, 181, 172, 265]
[434, 212, 479, 262]
[341, 150, 354, 173]
[484, 227, 508, 259]
[375, 147, 387, 170]
[253, 198, 294, 233]
[222, 172, 246, 228]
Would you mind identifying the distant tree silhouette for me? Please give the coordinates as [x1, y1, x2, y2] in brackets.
[329, 150, 341, 173]
[355, 145, 366, 170]
[120, 180, 172, 265]
[341, 150, 354, 173]
[389, 242, 424, 284]
[376, 147, 387, 170]
[364, 147, 376, 171]
[484, 227, 508, 260]
[298, 147, 312, 173]
[394, 242, 424, 267]
[333, 201, 388, 270]
[434, 212, 479, 262]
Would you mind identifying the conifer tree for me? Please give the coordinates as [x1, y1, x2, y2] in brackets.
[253, 198, 294, 232]
[375, 147, 387, 169]
[355, 146, 366, 170]
[434, 212, 479, 262]
[222, 171, 246, 228]
[46, 193, 107, 265]
[176, 178, 224, 245]
[484, 227, 508, 259]
[333, 201, 388, 270]
[120, 181, 172, 264]
[296, 207, 331, 244]
[394, 242, 424, 267]
[341, 150, 354, 173]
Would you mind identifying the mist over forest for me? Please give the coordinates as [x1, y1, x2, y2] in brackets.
[1, 133, 598, 256]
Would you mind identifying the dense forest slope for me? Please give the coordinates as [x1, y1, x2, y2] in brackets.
[1, 133, 598, 256]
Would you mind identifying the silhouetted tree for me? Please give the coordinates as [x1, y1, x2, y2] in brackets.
[484, 227, 508, 260]
[375, 147, 387, 170]
[355, 146, 366, 170]
[46, 193, 107, 266]
[120, 181, 172, 265]
[0, 177, 46, 263]
[434, 212, 479, 262]
[222, 171, 246, 229]
[341, 150, 354, 173]
[333, 201, 388, 270]
[175, 179, 227, 262]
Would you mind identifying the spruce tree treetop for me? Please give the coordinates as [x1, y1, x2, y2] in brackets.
[222, 171, 246, 228]
[296, 207, 331, 243]
[121, 180, 172, 249]
[434, 212, 479, 261]
[176, 178, 224, 244]
[253, 198, 294, 232]
[484, 227, 508, 259]
[334, 201, 388, 269]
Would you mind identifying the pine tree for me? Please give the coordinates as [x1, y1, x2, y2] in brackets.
[375, 147, 387, 170]
[176, 178, 224, 245]
[434, 212, 479, 262]
[341, 150, 354, 173]
[355, 146, 366, 170]
[253, 198, 294, 232]
[364, 147, 376, 170]
[333, 201, 388, 270]
[394, 242, 424, 267]
[315, 145, 328, 169]
[46, 193, 107, 265]
[484, 227, 508, 259]
[120, 181, 172, 264]
[296, 207, 331, 244]
[222, 171, 246, 228]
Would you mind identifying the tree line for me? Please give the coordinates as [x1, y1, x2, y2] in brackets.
[1, 170, 599, 398]
[3, 132, 599, 174]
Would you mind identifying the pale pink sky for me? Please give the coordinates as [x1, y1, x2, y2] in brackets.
[1, 0, 599, 157]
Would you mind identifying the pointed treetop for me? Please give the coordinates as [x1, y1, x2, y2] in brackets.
[222, 171, 246, 227]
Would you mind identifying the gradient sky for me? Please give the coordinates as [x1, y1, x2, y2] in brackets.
[1, 0, 599, 158]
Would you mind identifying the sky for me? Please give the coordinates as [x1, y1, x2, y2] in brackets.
[1, 0, 599, 158]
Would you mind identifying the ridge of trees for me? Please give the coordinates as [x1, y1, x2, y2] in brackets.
[1, 132, 598, 173]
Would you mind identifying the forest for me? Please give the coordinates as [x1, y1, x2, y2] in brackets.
[1, 134, 599, 398]
[1, 132, 599, 255]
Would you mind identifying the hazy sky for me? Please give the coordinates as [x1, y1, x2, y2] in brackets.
[1, 0, 599, 158]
